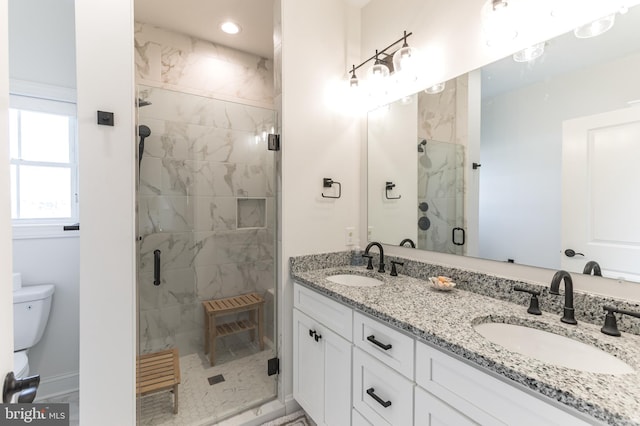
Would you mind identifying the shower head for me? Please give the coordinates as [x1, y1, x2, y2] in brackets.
[139, 125, 151, 138]
[137, 98, 152, 107]
[418, 139, 427, 152]
[138, 125, 151, 170]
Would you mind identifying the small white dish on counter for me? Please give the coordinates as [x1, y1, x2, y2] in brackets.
[428, 276, 456, 291]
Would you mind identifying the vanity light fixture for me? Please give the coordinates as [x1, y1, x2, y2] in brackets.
[220, 21, 241, 35]
[424, 82, 445, 94]
[347, 31, 414, 90]
[392, 30, 420, 78]
[349, 65, 359, 88]
[574, 14, 615, 38]
[513, 42, 545, 62]
[368, 50, 390, 81]
[482, 0, 519, 45]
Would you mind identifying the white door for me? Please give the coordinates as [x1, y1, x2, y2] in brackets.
[1, 0, 15, 397]
[562, 107, 640, 281]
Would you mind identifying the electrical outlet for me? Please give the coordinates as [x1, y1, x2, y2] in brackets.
[345, 227, 355, 246]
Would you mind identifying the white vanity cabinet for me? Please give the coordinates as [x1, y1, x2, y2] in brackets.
[293, 284, 352, 426]
[293, 282, 598, 426]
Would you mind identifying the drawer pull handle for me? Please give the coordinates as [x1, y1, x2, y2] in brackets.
[366, 387, 391, 408]
[367, 335, 392, 350]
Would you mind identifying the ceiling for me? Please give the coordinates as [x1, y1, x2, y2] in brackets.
[134, 0, 275, 58]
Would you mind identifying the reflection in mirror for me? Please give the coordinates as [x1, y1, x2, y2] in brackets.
[367, 5, 640, 282]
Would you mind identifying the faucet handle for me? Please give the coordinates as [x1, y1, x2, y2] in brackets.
[601, 306, 640, 337]
[390, 261, 404, 277]
[362, 254, 374, 270]
[513, 286, 542, 315]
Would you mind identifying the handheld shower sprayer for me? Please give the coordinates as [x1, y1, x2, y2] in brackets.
[418, 139, 427, 152]
[138, 125, 151, 169]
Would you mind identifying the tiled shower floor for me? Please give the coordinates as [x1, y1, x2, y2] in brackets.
[138, 341, 276, 426]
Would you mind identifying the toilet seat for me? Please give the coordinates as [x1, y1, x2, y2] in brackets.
[13, 350, 29, 377]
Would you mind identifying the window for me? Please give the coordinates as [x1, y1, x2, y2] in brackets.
[9, 94, 78, 232]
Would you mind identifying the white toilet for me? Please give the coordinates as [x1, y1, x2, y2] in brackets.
[13, 282, 55, 377]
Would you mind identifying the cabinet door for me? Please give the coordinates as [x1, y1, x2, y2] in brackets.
[324, 326, 352, 426]
[415, 386, 478, 426]
[293, 308, 325, 422]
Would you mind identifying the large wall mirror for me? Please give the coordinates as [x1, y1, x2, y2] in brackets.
[368, 4, 640, 283]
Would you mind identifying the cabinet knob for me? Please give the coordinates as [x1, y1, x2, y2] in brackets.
[314, 333, 322, 342]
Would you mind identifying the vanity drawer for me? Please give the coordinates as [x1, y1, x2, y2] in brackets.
[293, 282, 352, 340]
[353, 348, 414, 426]
[353, 311, 414, 378]
[415, 341, 591, 426]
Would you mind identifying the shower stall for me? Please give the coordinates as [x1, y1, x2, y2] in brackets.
[135, 85, 278, 425]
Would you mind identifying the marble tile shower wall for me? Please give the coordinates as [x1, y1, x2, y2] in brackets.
[135, 22, 274, 108]
[137, 86, 276, 355]
[417, 76, 467, 255]
[134, 23, 276, 356]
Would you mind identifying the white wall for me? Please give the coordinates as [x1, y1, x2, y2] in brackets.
[480, 52, 640, 270]
[280, 0, 361, 397]
[1, 0, 14, 379]
[361, 0, 640, 297]
[12, 237, 79, 398]
[75, 0, 136, 424]
[8, 0, 76, 89]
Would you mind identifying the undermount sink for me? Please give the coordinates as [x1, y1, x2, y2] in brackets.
[326, 274, 383, 287]
[474, 322, 634, 375]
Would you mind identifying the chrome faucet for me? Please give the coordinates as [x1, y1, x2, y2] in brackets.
[549, 270, 577, 325]
[364, 242, 385, 273]
[583, 260, 602, 276]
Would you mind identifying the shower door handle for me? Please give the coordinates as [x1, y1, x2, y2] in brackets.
[452, 227, 465, 246]
[153, 250, 161, 286]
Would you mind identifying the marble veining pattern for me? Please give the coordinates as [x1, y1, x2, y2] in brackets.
[137, 85, 276, 356]
[135, 22, 274, 108]
[290, 252, 640, 425]
[417, 76, 467, 256]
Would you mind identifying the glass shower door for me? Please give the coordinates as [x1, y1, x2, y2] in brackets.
[135, 85, 278, 425]
[417, 139, 465, 255]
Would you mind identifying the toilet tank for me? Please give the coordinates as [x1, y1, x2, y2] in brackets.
[13, 284, 55, 351]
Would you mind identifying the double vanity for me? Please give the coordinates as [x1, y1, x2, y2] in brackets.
[291, 251, 640, 426]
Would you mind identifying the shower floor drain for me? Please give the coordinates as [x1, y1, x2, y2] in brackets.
[207, 374, 225, 385]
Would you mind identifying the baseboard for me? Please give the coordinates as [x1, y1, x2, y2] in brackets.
[34, 371, 79, 401]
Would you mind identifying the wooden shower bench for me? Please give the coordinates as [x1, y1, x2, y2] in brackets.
[202, 292, 265, 366]
[136, 348, 180, 414]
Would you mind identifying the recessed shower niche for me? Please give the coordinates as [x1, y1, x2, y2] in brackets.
[238, 198, 267, 229]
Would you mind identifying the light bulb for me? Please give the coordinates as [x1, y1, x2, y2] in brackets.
[424, 82, 445, 94]
[482, 0, 518, 46]
[574, 14, 615, 39]
[513, 42, 545, 62]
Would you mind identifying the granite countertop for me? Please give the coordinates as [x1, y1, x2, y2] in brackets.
[292, 265, 640, 426]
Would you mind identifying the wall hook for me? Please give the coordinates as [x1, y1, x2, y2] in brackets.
[385, 181, 401, 200]
[322, 178, 342, 199]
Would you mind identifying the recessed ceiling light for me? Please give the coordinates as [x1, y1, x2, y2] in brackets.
[220, 21, 241, 35]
